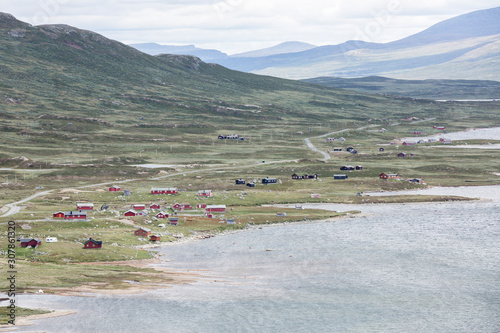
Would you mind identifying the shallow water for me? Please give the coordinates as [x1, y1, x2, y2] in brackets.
[11, 195, 500, 333]
[365, 184, 500, 201]
[400, 126, 500, 143]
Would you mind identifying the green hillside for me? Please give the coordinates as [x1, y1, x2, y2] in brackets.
[0, 12, 497, 170]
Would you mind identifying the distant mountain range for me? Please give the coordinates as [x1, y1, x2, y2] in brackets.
[130, 41, 317, 61]
[128, 43, 229, 61]
[131, 7, 500, 81]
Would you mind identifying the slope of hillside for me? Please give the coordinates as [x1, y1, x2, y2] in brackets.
[390, 6, 500, 47]
[0, 13, 446, 163]
[1, 13, 497, 169]
[230, 41, 317, 58]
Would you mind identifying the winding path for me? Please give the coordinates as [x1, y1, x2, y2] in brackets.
[0, 190, 53, 218]
[0, 160, 299, 217]
[303, 124, 380, 161]
[304, 138, 330, 160]
[1, 124, 379, 217]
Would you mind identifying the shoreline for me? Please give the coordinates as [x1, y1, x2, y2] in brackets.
[0, 310, 77, 329]
[8, 185, 500, 328]
[8, 213, 363, 327]
[17, 183, 499, 297]
[19, 212, 363, 296]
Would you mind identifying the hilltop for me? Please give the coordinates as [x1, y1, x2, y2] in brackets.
[146, 7, 499, 80]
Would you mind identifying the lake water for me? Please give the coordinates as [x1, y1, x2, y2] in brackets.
[400, 127, 500, 143]
[9, 188, 500, 333]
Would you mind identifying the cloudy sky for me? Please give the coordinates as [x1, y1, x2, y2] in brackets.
[3, 0, 499, 54]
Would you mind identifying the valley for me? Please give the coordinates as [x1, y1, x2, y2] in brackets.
[0, 10, 499, 325]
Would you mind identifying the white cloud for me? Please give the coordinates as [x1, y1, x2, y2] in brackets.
[2, 0, 499, 54]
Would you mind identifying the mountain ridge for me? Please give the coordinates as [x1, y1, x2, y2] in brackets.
[222, 7, 500, 80]
[129, 42, 229, 61]
[129, 7, 500, 81]
[230, 41, 317, 58]
[1, 11, 441, 130]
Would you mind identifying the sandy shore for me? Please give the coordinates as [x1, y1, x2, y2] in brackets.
[52, 258, 200, 296]
[18, 310, 77, 327]
[0, 310, 77, 329]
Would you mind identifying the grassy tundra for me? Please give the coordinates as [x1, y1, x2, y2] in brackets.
[0, 13, 499, 307]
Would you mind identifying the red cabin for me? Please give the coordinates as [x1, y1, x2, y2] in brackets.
[151, 187, 178, 195]
[20, 238, 41, 248]
[172, 203, 192, 210]
[134, 227, 151, 237]
[150, 235, 161, 242]
[53, 211, 65, 218]
[109, 185, 121, 191]
[76, 203, 94, 210]
[380, 173, 401, 180]
[133, 204, 146, 211]
[205, 205, 226, 213]
[150, 203, 161, 210]
[156, 212, 169, 219]
[169, 217, 179, 225]
[84, 238, 102, 249]
[124, 210, 137, 217]
[197, 204, 207, 209]
[198, 190, 213, 197]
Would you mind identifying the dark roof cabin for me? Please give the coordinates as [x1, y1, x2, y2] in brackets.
[262, 177, 277, 184]
[20, 238, 41, 248]
[84, 238, 102, 249]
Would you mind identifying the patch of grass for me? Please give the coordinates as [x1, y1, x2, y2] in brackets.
[0, 306, 52, 325]
[0, 259, 169, 292]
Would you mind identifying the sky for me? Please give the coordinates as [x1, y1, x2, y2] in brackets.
[3, 0, 499, 55]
